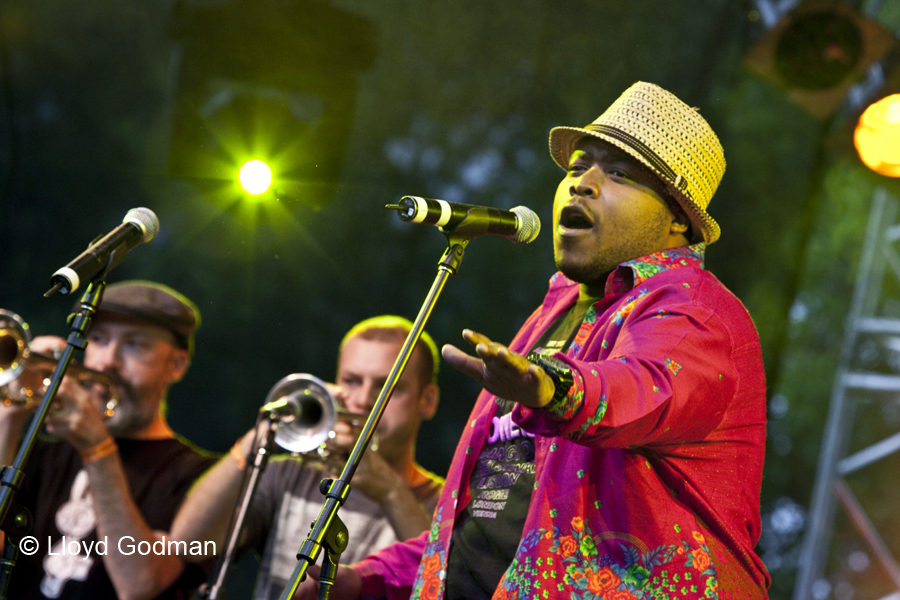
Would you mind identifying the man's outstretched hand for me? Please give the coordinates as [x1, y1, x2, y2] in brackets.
[441, 329, 555, 409]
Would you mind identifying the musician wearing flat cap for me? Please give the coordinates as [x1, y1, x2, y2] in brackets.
[0, 280, 215, 600]
[291, 82, 770, 600]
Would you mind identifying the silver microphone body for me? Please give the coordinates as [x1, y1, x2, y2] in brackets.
[390, 196, 540, 244]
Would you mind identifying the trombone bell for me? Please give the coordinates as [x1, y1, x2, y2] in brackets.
[264, 373, 338, 454]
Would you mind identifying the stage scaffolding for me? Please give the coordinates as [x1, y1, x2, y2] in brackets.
[795, 187, 900, 600]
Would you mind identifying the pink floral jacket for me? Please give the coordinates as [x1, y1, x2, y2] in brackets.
[355, 244, 769, 600]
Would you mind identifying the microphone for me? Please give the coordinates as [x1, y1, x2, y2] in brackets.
[385, 196, 540, 244]
[45, 207, 160, 297]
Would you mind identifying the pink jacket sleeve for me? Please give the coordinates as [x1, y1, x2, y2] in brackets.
[351, 530, 428, 600]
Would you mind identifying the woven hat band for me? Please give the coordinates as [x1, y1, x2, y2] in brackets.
[586, 123, 690, 198]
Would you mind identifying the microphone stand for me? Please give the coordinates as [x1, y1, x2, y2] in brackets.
[0, 276, 110, 598]
[277, 209, 495, 600]
[200, 416, 277, 600]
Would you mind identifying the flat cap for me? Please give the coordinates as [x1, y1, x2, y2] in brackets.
[75, 280, 200, 352]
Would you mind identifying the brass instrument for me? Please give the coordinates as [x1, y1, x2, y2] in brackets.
[0, 309, 118, 415]
[262, 373, 368, 465]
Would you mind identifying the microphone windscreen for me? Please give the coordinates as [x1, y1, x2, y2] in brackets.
[510, 206, 541, 244]
[124, 207, 160, 243]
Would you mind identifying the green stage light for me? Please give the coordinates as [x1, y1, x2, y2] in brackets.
[239, 160, 273, 195]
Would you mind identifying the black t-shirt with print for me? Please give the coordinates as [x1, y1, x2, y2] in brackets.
[9, 437, 216, 600]
[445, 293, 601, 599]
[445, 397, 536, 600]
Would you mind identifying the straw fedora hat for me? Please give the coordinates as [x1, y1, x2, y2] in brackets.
[549, 82, 725, 245]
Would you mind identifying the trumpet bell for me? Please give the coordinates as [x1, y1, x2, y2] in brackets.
[0, 310, 32, 387]
[265, 373, 337, 454]
[0, 309, 118, 415]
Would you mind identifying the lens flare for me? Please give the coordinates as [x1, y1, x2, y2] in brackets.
[239, 160, 273, 195]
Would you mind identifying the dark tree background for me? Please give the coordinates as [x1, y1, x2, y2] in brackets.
[2, 1, 900, 598]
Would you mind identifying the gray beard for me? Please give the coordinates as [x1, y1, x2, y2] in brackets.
[103, 386, 159, 437]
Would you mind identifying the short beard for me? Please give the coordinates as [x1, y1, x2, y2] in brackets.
[554, 249, 618, 288]
[103, 384, 160, 437]
[553, 211, 671, 286]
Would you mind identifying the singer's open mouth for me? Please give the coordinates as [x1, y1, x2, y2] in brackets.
[559, 205, 593, 231]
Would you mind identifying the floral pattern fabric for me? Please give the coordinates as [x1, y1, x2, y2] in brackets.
[355, 244, 769, 600]
[499, 519, 720, 600]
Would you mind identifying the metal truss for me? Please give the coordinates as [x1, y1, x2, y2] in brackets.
[795, 187, 900, 600]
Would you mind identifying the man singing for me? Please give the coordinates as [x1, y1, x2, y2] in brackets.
[296, 81, 769, 600]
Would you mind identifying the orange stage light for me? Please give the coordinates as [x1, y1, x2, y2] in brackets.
[854, 93, 900, 177]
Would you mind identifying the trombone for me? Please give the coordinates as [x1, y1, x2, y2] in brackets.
[0, 309, 118, 416]
[260, 373, 368, 468]
[203, 374, 368, 600]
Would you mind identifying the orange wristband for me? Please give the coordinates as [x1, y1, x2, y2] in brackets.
[230, 440, 247, 471]
[80, 437, 117, 463]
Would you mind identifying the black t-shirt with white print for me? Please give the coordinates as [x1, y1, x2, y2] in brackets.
[445, 293, 600, 599]
[9, 437, 216, 600]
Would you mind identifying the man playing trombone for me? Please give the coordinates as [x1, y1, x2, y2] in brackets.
[171, 315, 444, 599]
[0, 280, 215, 600]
